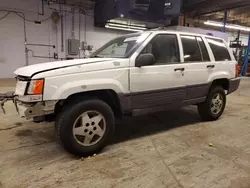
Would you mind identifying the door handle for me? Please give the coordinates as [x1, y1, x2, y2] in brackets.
[207, 65, 215, 68]
[174, 68, 185, 71]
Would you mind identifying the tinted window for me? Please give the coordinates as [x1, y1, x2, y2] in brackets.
[207, 38, 231, 61]
[181, 35, 202, 62]
[197, 37, 210, 61]
[140, 34, 179, 65]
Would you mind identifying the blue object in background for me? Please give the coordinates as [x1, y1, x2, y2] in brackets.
[242, 33, 250, 76]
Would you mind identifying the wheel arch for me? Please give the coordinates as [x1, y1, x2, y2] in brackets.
[54, 89, 124, 118]
[211, 78, 229, 91]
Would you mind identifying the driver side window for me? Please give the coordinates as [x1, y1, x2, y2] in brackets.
[140, 34, 180, 65]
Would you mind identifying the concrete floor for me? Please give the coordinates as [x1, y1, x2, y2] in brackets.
[1, 79, 250, 188]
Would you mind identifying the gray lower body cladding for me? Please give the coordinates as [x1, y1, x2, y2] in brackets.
[119, 83, 209, 113]
[119, 78, 240, 115]
[131, 87, 186, 109]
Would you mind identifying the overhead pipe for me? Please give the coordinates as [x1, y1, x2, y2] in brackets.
[60, 4, 64, 52]
[0, 9, 29, 66]
[19, 12, 29, 66]
[27, 49, 57, 59]
[71, 7, 75, 39]
[38, 0, 45, 16]
[78, 7, 81, 58]
[26, 43, 55, 48]
[84, 12, 87, 43]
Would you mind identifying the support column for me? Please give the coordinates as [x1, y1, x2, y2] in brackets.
[235, 30, 241, 61]
[222, 10, 228, 33]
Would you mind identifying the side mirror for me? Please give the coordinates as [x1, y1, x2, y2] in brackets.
[135, 53, 155, 67]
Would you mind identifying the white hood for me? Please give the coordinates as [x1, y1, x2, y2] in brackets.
[14, 58, 114, 77]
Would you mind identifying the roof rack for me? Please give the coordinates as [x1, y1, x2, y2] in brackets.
[147, 27, 168, 31]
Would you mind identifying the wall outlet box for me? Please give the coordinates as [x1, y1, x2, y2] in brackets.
[68, 39, 80, 56]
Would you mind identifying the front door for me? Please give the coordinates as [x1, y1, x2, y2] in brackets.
[129, 34, 186, 109]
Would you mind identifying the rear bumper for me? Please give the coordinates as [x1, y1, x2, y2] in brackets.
[228, 78, 240, 94]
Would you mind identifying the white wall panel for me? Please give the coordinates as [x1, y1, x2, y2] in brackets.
[0, 0, 128, 78]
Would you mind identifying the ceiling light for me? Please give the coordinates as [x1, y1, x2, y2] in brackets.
[105, 23, 146, 32]
[204, 20, 250, 32]
[105, 25, 143, 32]
[107, 23, 146, 30]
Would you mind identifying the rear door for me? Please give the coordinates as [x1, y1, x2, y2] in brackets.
[179, 35, 218, 100]
[206, 37, 234, 78]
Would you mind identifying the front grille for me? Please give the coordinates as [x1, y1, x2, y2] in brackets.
[15, 76, 30, 96]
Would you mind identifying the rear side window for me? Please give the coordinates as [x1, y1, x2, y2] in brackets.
[197, 37, 210, 61]
[206, 38, 231, 61]
[181, 35, 202, 62]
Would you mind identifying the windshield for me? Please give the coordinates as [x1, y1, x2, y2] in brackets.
[90, 32, 150, 58]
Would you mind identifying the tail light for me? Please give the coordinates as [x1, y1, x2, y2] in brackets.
[235, 64, 240, 77]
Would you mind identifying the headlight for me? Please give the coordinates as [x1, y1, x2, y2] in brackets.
[27, 79, 44, 95]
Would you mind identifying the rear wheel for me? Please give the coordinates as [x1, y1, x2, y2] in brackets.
[56, 99, 115, 157]
[198, 86, 226, 121]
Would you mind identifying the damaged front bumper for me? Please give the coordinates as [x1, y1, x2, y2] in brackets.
[0, 92, 57, 119]
[15, 100, 57, 118]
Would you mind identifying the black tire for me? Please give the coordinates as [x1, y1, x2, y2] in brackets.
[55, 99, 115, 157]
[198, 86, 226, 121]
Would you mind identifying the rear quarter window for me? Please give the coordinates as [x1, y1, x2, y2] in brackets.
[206, 38, 231, 61]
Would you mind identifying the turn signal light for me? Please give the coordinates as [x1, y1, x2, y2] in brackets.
[27, 79, 44, 95]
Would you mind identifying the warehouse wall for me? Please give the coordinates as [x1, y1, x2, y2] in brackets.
[0, 0, 127, 78]
[1, 1, 249, 78]
[228, 32, 249, 46]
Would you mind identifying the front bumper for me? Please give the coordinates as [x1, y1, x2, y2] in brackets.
[15, 100, 57, 119]
[228, 78, 241, 94]
[0, 96, 57, 119]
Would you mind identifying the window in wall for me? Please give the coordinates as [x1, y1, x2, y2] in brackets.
[140, 34, 180, 65]
[196, 37, 210, 61]
[206, 38, 231, 61]
[181, 35, 202, 62]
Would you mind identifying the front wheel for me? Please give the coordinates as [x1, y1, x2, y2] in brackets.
[55, 99, 115, 157]
[198, 86, 226, 121]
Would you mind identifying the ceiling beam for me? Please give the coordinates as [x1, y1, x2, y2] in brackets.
[184, 0, 250, 16]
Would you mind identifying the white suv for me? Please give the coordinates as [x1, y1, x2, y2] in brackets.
[11, 30, 240, 156]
